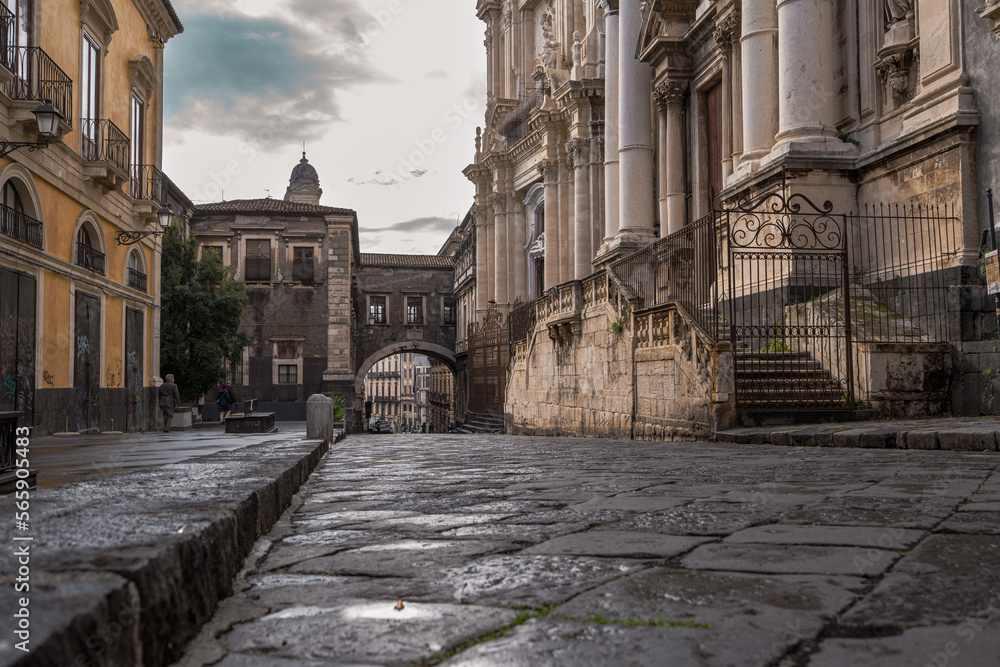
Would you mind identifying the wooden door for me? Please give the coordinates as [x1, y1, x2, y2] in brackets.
[0, 268, 36, 428]
[74, 292, 101, 432]
[125, 307, 144, 432]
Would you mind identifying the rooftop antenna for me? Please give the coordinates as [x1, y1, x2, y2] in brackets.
[265, 188, 271, 199]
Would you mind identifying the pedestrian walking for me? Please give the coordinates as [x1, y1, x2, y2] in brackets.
[217, 382, 236, 421]
[159, 374, 181, 433]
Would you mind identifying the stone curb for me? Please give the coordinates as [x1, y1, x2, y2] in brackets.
[1, 431, 344, 667]
[716, 423, 1000, 452]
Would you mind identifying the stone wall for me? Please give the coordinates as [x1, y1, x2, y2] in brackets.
[506, 275, 732, 440]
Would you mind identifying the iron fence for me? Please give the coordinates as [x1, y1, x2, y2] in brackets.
[81, 119, 130, 174]
[508, 298, 536, 354]
[610, 212, 722, 338]
[4, 47, 73, 127]
[609, 185, 954, 412]
[0, 412, 17, 473]
[468, 303, 509, 416]
[0, 203, 42, 249]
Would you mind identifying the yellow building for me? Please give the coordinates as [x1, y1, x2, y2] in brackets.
[0, 0, 183, 434]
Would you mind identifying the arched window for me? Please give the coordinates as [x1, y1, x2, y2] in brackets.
[0, 178, 42, 249]
[127, 249, 147, 292]
[76, 221, 106, 275]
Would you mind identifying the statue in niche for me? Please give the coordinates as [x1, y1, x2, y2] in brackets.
[884, 0, 913, 28]
[540, 7, 559, 71]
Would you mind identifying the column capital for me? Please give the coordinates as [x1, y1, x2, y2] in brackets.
[486, 191, 506, 212]
[654, 79, 689, 108]
[714, 12, 740, 49]
[596, 0, 619, 15]
[537, 159, 557, 183]
[566, 138, 591, 168]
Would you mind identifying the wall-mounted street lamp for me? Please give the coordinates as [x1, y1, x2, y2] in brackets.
[0, 100, 62, 158]
[116, 204, 174, 246]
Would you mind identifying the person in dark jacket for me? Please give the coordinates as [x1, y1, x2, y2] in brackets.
[159, 374, 181, 433]
[217, 382, 236, 421]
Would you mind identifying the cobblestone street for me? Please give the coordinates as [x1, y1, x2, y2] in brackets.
[178, 434, 1000, 667]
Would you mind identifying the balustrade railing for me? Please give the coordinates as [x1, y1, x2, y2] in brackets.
[0, 5, 14, 74]
[81, 119, 130, 174]
[76, 242, 106, 275]
[4, 47, 73, 127]
[0, 203, 42, 249]
[127, 267, 148, 292]
[129, 164, 169, 203]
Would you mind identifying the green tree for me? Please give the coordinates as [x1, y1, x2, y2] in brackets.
[160, 226, 251, 401]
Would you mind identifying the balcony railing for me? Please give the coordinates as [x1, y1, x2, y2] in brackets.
[81, 119, 130, 174]
[0, 5, 14, 75]
[130, 164, 169, 204]
[127, 267, 148, 292]
[0, 203, 42, 249]
[76, 242, 106, 275]
[3, 47, 73, 128]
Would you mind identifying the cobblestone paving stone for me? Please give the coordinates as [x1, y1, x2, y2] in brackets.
[175, 435, 1000, 667]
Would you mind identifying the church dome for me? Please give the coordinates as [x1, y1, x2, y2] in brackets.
[289, 152, 320, 188]
[285, 151, 323, 205]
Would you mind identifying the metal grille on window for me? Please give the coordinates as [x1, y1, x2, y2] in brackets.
[245, 240, 271, 282]
[370, 296, 386, 324]
[292, 247, 314, 283]
[406, 297, 423, 325]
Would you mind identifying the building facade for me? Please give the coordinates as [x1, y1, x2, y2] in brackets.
[0, 0, 183, 434]
[189, 155, 360, 420]
[470, 0, 1000, 430]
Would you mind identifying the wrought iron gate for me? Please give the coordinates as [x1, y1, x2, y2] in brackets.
[722, 191, 855, 410]
[0, 268, 36, 428]
[467, 303, 509, 415]
[75, 292, 101, 431]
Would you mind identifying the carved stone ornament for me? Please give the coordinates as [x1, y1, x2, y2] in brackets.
[713, 13, 739, 48]
[876, 51, 913, 107]
[566, 138, 590, 168]
[654, 79, 689, 108]
[977, 0, 1000, 40]
[537, 160, 556, 182]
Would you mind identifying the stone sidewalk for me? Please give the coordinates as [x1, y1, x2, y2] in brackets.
[718, 416, 1000, 451]
[178, 434, 1000, 666]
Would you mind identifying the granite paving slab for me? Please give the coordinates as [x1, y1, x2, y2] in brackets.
[173, 434, 1000, 667]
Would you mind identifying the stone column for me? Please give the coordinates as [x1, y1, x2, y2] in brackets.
[656, 94, 668, 232]
[590, 136, 605, 258]
[570, 138, 592, 279]
[598, 0, 620, 246]
[657, 79, 688, 236]
[740, 0, 779, 164]
[731, 22, 744, 168]
[560, 154, 574, 283]
[617, 0, 656, 239]
[775, 0, 837, 146]
[511, 196, 527, 301]
[539, 160, 559, 290]
[714, 16, 736, 181]
[485, 199, 496, 303]
[491, 192, 509, 305]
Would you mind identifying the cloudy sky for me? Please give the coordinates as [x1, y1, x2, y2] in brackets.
[162, 0, 486, 254]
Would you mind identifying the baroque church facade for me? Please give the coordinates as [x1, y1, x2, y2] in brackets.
[466, 0, 1000, 432]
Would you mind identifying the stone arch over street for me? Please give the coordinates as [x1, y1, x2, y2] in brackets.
[354, 342, 457, 396]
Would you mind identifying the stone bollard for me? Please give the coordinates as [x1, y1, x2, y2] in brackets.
[306, 394, 335, 443]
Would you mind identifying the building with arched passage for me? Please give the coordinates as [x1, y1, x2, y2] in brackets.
[0, 0, 184, 434]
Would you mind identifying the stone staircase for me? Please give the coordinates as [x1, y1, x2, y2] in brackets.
[457, 412, 505, 434]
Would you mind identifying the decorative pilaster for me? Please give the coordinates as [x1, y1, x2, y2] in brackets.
[714, 14, 738, 181]
[569, 138, 592, 279]
[538, 160, 559, 290]
[489, 191, 508, 306]
[655, 79, 688, 236]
